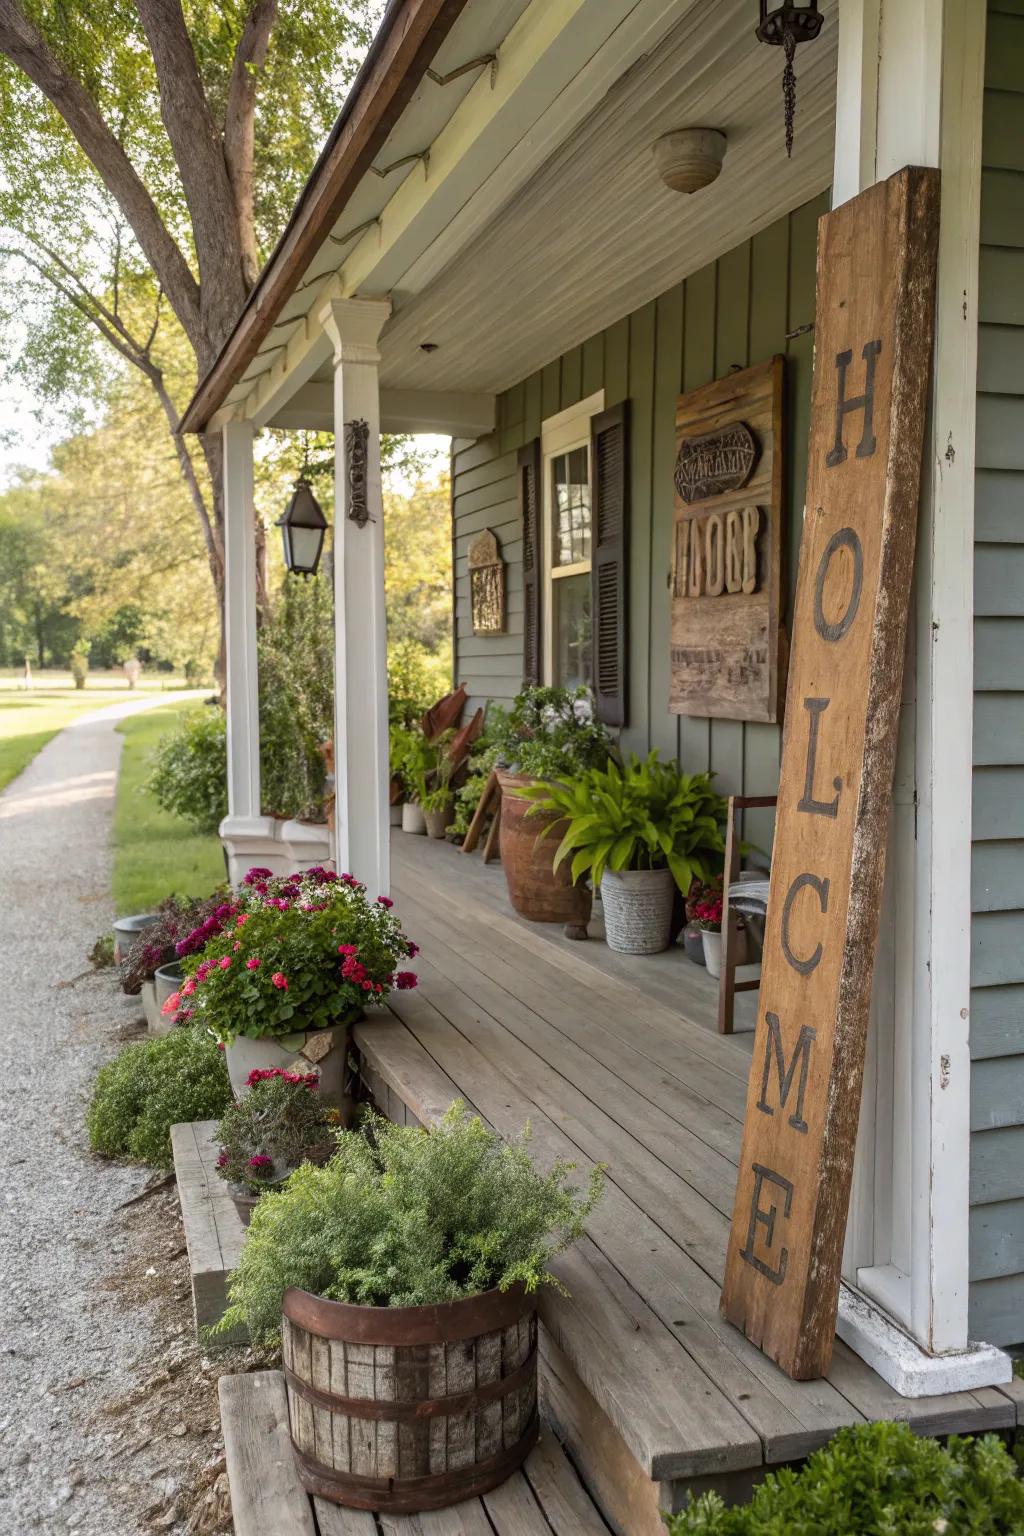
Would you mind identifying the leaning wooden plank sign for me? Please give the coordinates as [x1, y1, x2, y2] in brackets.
[720, 167, 940, 1380]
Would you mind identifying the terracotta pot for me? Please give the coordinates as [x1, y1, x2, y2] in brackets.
[497, 772, 592, 927]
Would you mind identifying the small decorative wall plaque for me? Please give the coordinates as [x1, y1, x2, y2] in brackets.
[468, 529, 506, 635]
[345, 418, 371, 526]
[670, 356, 786, 724]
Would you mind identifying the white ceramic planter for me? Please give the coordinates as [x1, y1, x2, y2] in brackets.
[701, 926, 752, 979]
[225, 1023, 351, 1107]
[141, 980, 170, 1036]
[402, 802, 427, 835]
[113, 912, 160, 966]
[600, 868, 675, 955]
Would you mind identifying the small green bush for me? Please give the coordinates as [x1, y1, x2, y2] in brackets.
[219, 1102, 604, 1344]
[86, 1027, 232, 1169]
[147, 705, 228, 835]
[258, 575, 333, 821]
[667, 1422, 1024, 1535]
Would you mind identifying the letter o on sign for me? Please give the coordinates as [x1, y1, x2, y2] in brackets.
[814, 527, 863, 643]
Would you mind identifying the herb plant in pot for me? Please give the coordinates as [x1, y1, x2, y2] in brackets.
[217, 1103, 603, 1512]
[166, 866, 418, 1115]
[521, 753, 727, 955]
[213, 1066, 337, 1225]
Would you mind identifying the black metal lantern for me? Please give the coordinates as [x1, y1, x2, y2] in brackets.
[277, 477, 328, 577]
[756, 1, 823, 158]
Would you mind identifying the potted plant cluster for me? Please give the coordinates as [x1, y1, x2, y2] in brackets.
[120, 890, 232, 1032]
[492, 687, 612, 928]
[218, 1102, 603, 1513]
[213, 1066, 338, 1225]
[163, 865, 418, 1115]
[521, 752, 727, 955]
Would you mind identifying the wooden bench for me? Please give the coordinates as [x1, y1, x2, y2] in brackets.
[220, 1370, 610, 1535]
[171, 1119, 247, 1342]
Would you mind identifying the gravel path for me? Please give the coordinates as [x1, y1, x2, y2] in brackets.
[0, 694, 222, 1534]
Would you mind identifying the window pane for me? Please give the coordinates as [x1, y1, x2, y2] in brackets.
[551, 446, 591, 567]
[553, 571, 592, 690]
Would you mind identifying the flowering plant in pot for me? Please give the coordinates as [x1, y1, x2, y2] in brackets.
[121, 890, 231, 1030]
[520, 752, 727, 955]
[217, 1102, 603, 1513]
[164, 866, 418, 1109]
[213, 1066, 339, 1225]
[693, 886, 726, 976]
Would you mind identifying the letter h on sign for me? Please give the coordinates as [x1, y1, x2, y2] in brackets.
[826, 342, 882, 468]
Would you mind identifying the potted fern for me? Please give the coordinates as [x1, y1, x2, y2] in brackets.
[520, 752, 727, 955]
[218, 1103, 603, 1513]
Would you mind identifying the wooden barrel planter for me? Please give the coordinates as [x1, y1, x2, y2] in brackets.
[497, 771, 592, 928]
[282, 1282, 538, 1513]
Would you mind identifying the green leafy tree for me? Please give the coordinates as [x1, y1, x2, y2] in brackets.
[0, 0, 381, 670]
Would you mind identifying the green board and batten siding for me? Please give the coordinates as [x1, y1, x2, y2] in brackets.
[969, 1, 1024, 1348]
[452, 193, 827, 858]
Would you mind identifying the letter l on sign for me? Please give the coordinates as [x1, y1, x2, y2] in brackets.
[719, 167, 941, 1381]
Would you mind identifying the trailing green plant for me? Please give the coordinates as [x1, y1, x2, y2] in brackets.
[86, 1027, 232, 1170]
[88, 933, 115, 969]
[490, 686, 612, 782]
[520, 751, 727, 894]
[666, 1422, 1024, 1535]
[171, 867, 418, 1044]
[217, 1101, 605, 1344]
[214, 1068, 337, 1194]
[258, 575, 334, 821]
[389, 724, 456, 811]
[147, 704, 228, 835]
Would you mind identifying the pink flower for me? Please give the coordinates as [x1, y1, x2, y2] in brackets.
[395, 972, 418, 990]
[181, 978, 197, 997]
[337, 943, 358, 956]
[219, 955, 232, 970]
[216, 1150, 228, 1168]
[216, 1042, 226, 1052]
[406, 942, 420, 958]
[271, 971, 288, 990]
[160, 991, 181, 1015]
[236, 914, 248, 927]
[233, 941, 242, 952]
[376, 896, 394, 909]
[245, 957, 261, 971]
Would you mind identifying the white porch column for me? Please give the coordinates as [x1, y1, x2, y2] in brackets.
[832, 1, 1007, 1390]
[219, 421, 282, 882]
[320, 298, 392, 898]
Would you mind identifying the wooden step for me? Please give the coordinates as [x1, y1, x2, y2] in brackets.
[171, 1119, 246, 1342]
[353, 1015, 763, 1532]
[219, 1370, 610, 1535]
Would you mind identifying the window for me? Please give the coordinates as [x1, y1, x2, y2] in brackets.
[541, 391, 604, 689]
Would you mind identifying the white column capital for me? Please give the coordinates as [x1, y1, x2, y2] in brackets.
[319, 297, 392, 365]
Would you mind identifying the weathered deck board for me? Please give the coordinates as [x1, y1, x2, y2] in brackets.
[220, 1371, 607, 1535]
[171, 1119, 246, 1341]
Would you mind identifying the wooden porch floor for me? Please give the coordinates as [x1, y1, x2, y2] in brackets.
[354, 829, 1023, 1516]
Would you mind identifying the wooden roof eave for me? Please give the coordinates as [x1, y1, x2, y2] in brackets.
[179, 0, 471, 436]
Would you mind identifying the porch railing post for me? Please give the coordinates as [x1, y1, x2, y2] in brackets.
[320, 298, 392, 899]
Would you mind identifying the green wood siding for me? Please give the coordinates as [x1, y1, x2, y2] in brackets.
[969, 0, 1024, 1346]
[451, 193, 827, 862]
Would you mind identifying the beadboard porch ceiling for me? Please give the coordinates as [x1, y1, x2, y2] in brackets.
[226, 0, 837, 433]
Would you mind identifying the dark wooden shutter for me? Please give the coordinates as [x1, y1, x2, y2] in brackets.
[518, 438, 542, 686]
[590, 402, 629, 726]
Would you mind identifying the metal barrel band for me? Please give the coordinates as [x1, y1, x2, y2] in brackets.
[291, 1412, 540, 1514]
[284, 1347, 537, 1421]
[282, 1282, 532, 1345]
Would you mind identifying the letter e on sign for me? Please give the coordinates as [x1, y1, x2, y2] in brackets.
[719, 167, 940, 1381]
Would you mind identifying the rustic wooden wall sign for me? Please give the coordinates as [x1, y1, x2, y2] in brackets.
[467, 528, 506, 634]
[719, 166, 940, 1380]
[670, 356, 785, 723]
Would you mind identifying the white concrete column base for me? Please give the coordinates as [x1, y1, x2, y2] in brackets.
[278, 819, 332, 869]
[837, 1284, 1011, 1397]
[219, 816, 333, 885]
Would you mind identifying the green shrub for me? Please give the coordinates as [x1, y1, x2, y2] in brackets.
[492, 686, 612, 781]
[258, 575, 334, 821]
[86, 1027, 232, 1169]
[667, 1422, 1024, 1535]
[147, 705, 228, 835]
[69, 647, 89, 689]
[219, 1101, 604, 1344]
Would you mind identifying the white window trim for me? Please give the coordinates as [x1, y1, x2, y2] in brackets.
[540, 390, 604, 686]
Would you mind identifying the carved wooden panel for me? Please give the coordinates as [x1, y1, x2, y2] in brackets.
[670, 357, 785, 723]
[468, 528, 506, 635]
[719, 167, 941, 1380]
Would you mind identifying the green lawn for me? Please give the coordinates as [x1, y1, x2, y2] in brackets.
[0, 684, 178, 792]
[112, 701, 226, 916]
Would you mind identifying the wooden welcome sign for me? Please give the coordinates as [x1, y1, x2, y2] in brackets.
[670, 357, 785, 723]
[720, 167, 940, 1380]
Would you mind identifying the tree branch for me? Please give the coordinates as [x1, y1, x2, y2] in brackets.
[0, 0, 202, 347]
[133, 0, 247, 349]
[224, 0, 278, 289]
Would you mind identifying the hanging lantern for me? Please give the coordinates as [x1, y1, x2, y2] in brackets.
[277, 478, 328, 576]
[756, 1, 823, 158]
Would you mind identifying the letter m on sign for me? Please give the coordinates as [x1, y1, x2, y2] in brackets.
[719, 167, 940, 1381]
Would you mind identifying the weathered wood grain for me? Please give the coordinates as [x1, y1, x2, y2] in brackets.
[720, 166, 941, 1381]
[219, 1371, 316, 1536]
[171, 1120, 246, 1341]
[521, 1431, 609, 1535]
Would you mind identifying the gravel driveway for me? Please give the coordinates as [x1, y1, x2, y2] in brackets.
[0, 695, 228, 1534]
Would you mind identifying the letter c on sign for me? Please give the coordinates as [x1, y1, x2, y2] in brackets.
[814, 527, 863, 643]
[781, 872, 830, 977]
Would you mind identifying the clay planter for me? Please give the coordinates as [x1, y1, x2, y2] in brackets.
[600, 868, 675, 955]
[497, 772, 592, 928]
[224, 1016, 360, 1116]
[423, 799, 455, 840]
[282, 1282, 537, 1513]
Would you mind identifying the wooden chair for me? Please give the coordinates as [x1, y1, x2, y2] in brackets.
[717, 794, 777, 1035]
